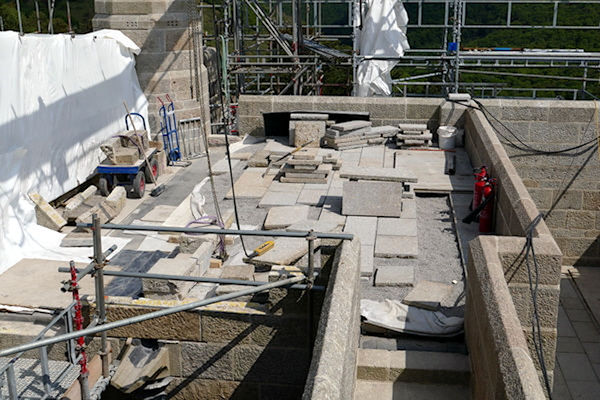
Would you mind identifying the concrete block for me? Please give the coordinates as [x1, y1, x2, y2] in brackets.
[344, 216, 377, 246]
[339, 166, 418, 183]
[247, 237, 307, 267]
[377, 218, 417, 236]
[331, 120, 372, 132]
[402, 280, 454, 311]
[343, 181, 403, 217]
[374, 235, 418, 258]
[264, 205, 310, 229]
[374, 266, 414, 287]
[28, 193, 67, 231]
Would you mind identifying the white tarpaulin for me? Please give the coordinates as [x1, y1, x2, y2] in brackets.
[361, 299, 464, 336]
[0, 30, 146, 273]
[355, 0, 410, 96]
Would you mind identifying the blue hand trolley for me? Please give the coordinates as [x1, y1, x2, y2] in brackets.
[96, 114, 159, 199]
[158, 94, 181, 165]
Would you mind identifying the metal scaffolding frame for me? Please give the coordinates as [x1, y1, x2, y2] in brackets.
[199, 0, 600, 103]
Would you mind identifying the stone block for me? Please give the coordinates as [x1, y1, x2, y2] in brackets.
[290, 113, 328, 120]
[247, 149, 270, 167]
[225, 167, 274, 199]
[402, 198, 417, 219]
[331, 120, 372, 132]
[374, 265, 414, 287]
[293, 120, 326, 147]
[64, 185, 98, 215]
[360, 244, 374, 276]
[75, 200, 119, 225]
[377, 218, 417, 236]
[28, 193, 67, 231]
[113, 147, 140, 164]
[60, 230, 93, 247]
[339, 166, 417, 183]
[105, 186, 126, 213]
[374, 235, 418, 258]
[342, 181, 403, 217]
[142, 256, 198, 300]
[296, 188, 327, 206]
[191, 241, 214, 276]
[344, 216, 377, 246]
[402, 280, 454, 311]
[247, 237, 307, 267]
[264, 205, 310, 229]
[220, 265, 255, 281]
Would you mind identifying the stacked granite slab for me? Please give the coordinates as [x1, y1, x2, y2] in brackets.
[280, 148, 332, 184]
[323, 121, 399, 150]
[396, 123, 433, 148]
[100, 130, 149, 164]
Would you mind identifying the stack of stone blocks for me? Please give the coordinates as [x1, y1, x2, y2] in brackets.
[324, 121, 399, 150]
[280, 148, 332, 184]
[396, 123, 433, 148]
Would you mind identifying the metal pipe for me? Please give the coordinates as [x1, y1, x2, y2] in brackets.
[92, 215, 109, 378]
[0, 275, 305, 358]
[40, 346, 51, 396]
[7, 364, 17, 400]
[57, 267, 325, 291]
[76, 222, 354, 240]
[60, 245, 117, 292]
[15, 0, 23, 35]
[306, 230, 316, 288]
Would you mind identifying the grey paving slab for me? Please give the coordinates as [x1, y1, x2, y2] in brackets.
[141, 205, 177, 222]
[558, 352, 598, 381]
[220, 265, 255, 281]
[285, 220, 339, 234]
[340, 166, 418, 183]
[344, 216, 377, 246]
[566, 380, 600, 400]
[258, 190, 300, 208]
[281, 176, 328, 184]
[374, 265, 415, 287]
[402, 280, 454, 311]
[399, 123, 428, 131]
[247, 237, 307, 267]
[263, 205, 310, 229]
[359, 146, 385, 168]
[263, 140, 295, 156]
[212, 158, 240, 175]
[370, 125, 400, 136]
[266, 181, 304, 193]
[374, 235, 418, 258]
[377, 217, 418, 237]
[331, 120, 372, 132]
[225, 167, 274, 199]
[297, 188, 328, 206]
[290, 113, 329, 120]
[361, 244, 375, 277]
[60, 230, 93, 247]
[402, 198, 417, 219]
[343, 181, 403, 217]
[572, 321, 600, 343]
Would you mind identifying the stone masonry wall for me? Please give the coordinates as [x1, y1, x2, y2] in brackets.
[93, 0, 211, 138]
[84, 283, 322, 399]
[460, 99, 600, 267]
[237, 95, 444, 137]
[303, 238, 361, 400]
[466, 236, 546, 399]
[465, 109, 563, 394]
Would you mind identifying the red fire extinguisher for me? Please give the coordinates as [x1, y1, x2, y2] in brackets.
[472, 166, 488, 211]
[479, 178, 496, 233]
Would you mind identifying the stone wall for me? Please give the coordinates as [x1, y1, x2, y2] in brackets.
[464, 109, 563, 395]
[466, 236, 546, 399]
[464, 99, 600, 267]
[93, 0, 211, 138]
[303, 238, 361, 400]
[237, 95, 443, 137]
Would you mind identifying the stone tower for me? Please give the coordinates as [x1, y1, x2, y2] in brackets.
[93, 0, 211, 138]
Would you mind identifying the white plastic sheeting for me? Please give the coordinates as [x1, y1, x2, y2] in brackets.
[355, 0, 410, 97]
[361, 299, 464, 337]
[0, 30, 146, 273]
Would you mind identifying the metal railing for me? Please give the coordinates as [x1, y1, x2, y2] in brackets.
[0, 214, 354, 399]
[0, 301, 79, 400]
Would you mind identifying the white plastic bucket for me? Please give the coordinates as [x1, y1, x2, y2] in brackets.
[437, 126, 457, 150]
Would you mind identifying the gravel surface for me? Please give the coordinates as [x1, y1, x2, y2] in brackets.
[360, 194, 466, 316]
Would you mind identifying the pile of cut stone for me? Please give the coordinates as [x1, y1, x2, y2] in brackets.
[100, 130, 150, 164]
[280, 148, 332, 184]
[396, 123, 433, 148]
[323, 121, 399, 150]
[289, 113, 328, 147]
